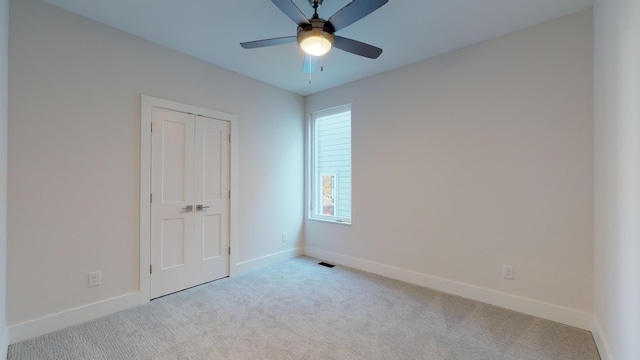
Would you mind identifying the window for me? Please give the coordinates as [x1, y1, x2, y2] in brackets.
[310, 105, 351, 224]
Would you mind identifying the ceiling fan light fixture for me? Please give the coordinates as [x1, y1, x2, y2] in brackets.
[298, 27, 334, 57]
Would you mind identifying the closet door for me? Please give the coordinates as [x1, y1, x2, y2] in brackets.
[194, 116, 230, 285]
[151, 108, 196, 298]
[150, 109, 230, 299]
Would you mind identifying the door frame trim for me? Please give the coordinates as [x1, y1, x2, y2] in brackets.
[139, 95, 238, 303]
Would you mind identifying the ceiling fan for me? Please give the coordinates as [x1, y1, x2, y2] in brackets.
[240, 0, 388, 73]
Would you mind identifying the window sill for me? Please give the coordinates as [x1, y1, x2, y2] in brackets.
[309, 217, 352, 226]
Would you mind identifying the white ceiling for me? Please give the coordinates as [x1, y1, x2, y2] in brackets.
[41, 0, 594, 96]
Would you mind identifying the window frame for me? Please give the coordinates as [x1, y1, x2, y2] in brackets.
[308, 104, 352, 225]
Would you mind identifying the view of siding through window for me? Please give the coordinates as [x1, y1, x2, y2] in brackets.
[315, 109, 351, 221]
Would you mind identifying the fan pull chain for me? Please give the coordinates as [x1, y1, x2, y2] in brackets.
[308, 55, 312, 84]
[321, 33, 325, 72]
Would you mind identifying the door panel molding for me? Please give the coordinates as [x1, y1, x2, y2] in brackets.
[140, 95, 238, 303]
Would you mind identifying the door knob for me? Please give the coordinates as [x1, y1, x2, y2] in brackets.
[196, 204, 210, 211]
[182, 205, 193, 212]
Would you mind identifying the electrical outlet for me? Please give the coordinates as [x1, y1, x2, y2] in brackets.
[89, 271, 102, 287]
[281, 233, 288, 243]
[502, 265, 514, 280]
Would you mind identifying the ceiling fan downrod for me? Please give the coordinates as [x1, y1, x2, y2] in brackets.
[308, 0, 322, 19]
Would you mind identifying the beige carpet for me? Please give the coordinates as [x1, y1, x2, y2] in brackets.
[8, 256, 600, 359]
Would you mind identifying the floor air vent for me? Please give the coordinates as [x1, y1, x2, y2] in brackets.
[318, 262, 335, 268]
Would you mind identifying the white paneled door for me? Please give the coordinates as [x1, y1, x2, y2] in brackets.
[151, 107, 230, 299]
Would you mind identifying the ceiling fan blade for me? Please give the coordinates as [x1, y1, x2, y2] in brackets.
[240, 36, 297, 49]
[271, 0, 310, 26]
[302, 55, 318, 74]
[334, 36, 382, 59]
[328, 0, 388, 32]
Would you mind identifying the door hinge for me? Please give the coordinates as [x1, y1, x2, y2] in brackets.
[150, 264, 152, 274]
[229, 134, 231, 143]
[151, 123, 153, 132]
[229, 247, 231, 255]
[150, 193, 152, 203]
[229, 190, 231, 199]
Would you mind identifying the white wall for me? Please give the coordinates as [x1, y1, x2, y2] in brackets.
[593, 0, 640, 359]
[8, 0, 303, 334]
[1, 0, 9, 355]
[306, 10, 593, 325]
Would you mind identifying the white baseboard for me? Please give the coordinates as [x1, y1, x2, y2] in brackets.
[1, 326, 8, 360]
[8, 292, 140, 344]
[305, 247, 592, 330]
[233, 247, 303, 276]
[591, 317, 614, 360]
[8, 248, 302, 345]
